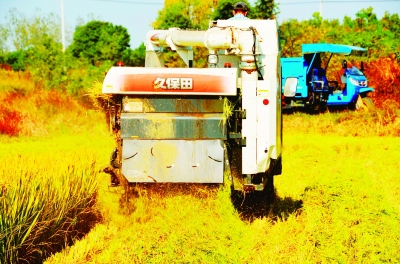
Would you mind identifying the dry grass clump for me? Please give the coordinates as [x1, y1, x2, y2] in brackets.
[85, 80, 112, 110]
[0, 89, 85, 137]
[0, 69, 100, 137]
[364, 56, 400, 107]
[284, 101, 400, 137]
[0, 70, 35, 95]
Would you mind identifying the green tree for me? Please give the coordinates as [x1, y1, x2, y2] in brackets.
[122, 43, 146, 67]
[355, 7, 378, 29]
[24, 35, 66, 88]
[381, 12, 400, 58]
[152, 1, 214, 68]
[69, 20, 130, 65]
[1, 9, 68, 87]
[211, 0, 252, 20]
[253, 0, 279, 19]
[381, 12, 400, 39]
[153, 0, 214, 30]
[337, 8, 392, 58]
[4, 49, 28, 71]
[190, 0, 214, 29]
[324, 18, 342, 43]
[279, 19, 305, 57]
[154, 3, 192, 29]
[279, 9, 387, 58]
[5, 8, 60, 51]
[0, 24, 9, 55]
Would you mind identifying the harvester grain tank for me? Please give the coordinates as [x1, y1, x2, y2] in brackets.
[102, 18, 282, 194]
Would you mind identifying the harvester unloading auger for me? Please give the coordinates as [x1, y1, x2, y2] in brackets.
[102, 19, 282, 196]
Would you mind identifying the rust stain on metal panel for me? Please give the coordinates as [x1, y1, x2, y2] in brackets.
[142, 98, 156, 112]
[185, 112, 206, 118]
[152, 141, 178, 164]
[175, 98, 196, 113]
[123, 97, 156, 112]
[152, 141, 179, 177]
[144, 114, 174, 138]
[195, 118, 203, 139]
[202, 99, 224, 112]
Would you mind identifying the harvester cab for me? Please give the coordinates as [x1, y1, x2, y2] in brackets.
[102, 19, 282, 194]
[281, 43, 374, 111]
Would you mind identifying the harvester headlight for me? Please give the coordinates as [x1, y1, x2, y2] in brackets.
[208, 54, 219, 65]
[349, 78, 359, 86]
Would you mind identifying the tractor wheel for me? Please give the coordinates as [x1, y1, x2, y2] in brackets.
[318, 101, 328, 113]
[362, 97, 375, 111]
[354, 95, 367, 111]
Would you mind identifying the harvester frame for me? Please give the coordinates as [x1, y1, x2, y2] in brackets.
[102, 19, 282, 195]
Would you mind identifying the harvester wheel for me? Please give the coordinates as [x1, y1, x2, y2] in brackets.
[264, 174, 275, 204]
[109, 110, 116, 133]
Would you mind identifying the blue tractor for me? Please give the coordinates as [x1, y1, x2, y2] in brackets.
[281, 43, 374, 112]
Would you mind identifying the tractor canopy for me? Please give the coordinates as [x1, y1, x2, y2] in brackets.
[302, 43, 367, 56]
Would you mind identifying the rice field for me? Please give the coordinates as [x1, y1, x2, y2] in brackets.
[1, 88, 400, 263]
[0, 110, 115, 264]
[3, 67, 398, 263]
[38, 111, 400, 263]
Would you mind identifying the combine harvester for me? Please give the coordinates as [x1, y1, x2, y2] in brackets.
[102, 18, 282, 199]
[281, 43, 374, 112]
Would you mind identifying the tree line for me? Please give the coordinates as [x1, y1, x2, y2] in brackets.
[0, 0, 399, 100]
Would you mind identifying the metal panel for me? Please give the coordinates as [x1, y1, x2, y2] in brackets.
[256, 80, 273, 172]
[281, 57, 304, 79]
[241, 71, 258, 174]
[122, 97, 225, 113]
[120, 113, 226, 139]
[121, 139, 224, 183]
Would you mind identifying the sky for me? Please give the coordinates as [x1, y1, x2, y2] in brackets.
[0, 0, 399, 50]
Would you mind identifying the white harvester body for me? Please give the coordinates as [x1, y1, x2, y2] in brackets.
[102, 19, 282, 191]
